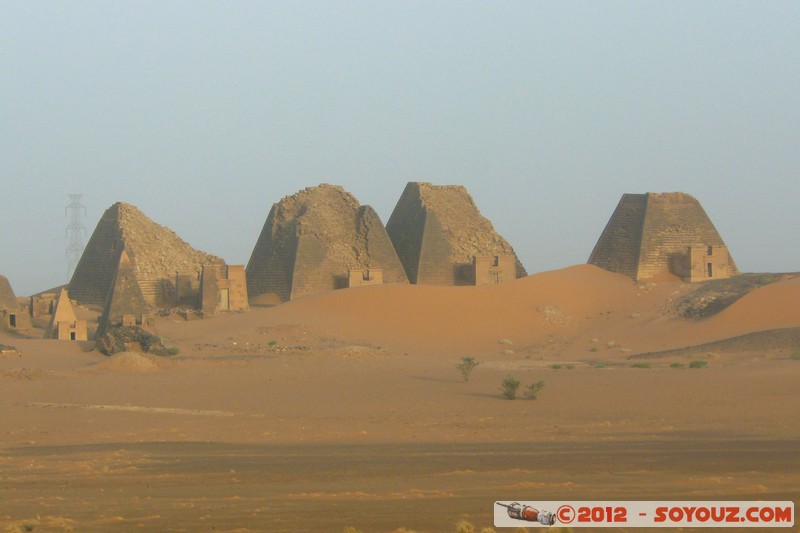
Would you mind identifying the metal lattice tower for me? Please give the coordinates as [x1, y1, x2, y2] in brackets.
[65, 194, 87, 281]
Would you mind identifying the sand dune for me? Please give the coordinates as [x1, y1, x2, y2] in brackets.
[705, 276, 800, 330]
[190, 265, 799, 357]
[86, 351, 163, 373]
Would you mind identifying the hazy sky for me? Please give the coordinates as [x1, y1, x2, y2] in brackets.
[2, 1, 799, 295]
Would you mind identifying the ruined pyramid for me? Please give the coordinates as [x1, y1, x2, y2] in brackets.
[385, 182, 527, 285]
[246, 184, 408, 301]
[68, 202, 224, 310]
[588, 192, 739, 281]
[0, 275, 17, 310]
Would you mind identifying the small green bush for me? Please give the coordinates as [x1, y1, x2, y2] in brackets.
[670, 362, 685, 368]
[524, 380, 545, 400]
[455, 520, 475, 533]
[566, 364, 575, 370]
[550, 364, 562, 369]
[501, 376, 521, 400]
[757, 274, 778, 286]
[631, 362, 651, 369]
[268, 339, 278, 346]
[790, 352, 800, 361]
[456, 357, 481, 382]
[689, 360, 708, 369]
[589, 347, 598, 352]
[166, 346, 179, 356]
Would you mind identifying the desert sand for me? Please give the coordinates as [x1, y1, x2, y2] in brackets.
[1, 265, 799, 532]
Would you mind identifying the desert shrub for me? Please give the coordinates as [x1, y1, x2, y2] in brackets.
[757, 274, 779, 286]
[166, 346, 179, 356]
[524, 380, 545, 400]
[589, 347, 598, 352]
[689, 360, 708, 369]
[455, 520, 475, 533]
[631, 362, 651, 369]
[790, 352, 800, 361]
[670, 362, 685, 368]
[550, 364, 562, 369]
[501, 376, 521, 400]
[566, 364, 575, 369]
[456, 357, 481, 382]
[268, 339, 278, 346]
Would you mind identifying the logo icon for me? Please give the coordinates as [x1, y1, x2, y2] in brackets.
[556, 504, 576, 524]
[496, 502, 557, 525]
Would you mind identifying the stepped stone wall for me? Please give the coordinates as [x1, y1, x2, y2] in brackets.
[69, 202, 224, 309]
[588, 192, 739, 280]
[246, 184, 408, 301]
[385, 182, 527, 285]
[587, 194, 647, 279]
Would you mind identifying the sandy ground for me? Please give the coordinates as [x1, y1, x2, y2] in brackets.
[1, 265, 799, 532]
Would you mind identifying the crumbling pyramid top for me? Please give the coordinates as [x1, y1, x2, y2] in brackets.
[273, 184, 373, 269]
[69, 202, 224, 308]
[113, 202, 224, 281]
[413, 182, 522, 265]
[246, 184, 408, 301]
[386, 182, 527, 284]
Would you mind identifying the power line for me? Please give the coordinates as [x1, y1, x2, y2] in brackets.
[65, 194, 87, 282]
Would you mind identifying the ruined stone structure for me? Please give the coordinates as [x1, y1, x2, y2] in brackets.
[472, 255, 517, 285]
[246, 184, 408, 301]
[69, 202, 225, 310]
[0, 275, 26, 329]
[200, 264, 249, 315]
[347, 269, 383, 288]
[385, 182, 527, 285]
[44, 288, 87, 341]
[30, 291, 59, 319]
[588, 192, 739, 281]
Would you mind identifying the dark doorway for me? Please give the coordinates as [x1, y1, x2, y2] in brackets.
[9, 314, 16, 328]
[707, 263, 713, 278]
[70, 331, 76, 340]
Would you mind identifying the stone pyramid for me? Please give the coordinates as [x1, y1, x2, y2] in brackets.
[68, 202, 224, 309]
[588, 192, 739, 280]
[246, 184, 408, 301]
[385, 182, 527, 285]
[96, 249, 150, 337]
[44, 288, 78, 338]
